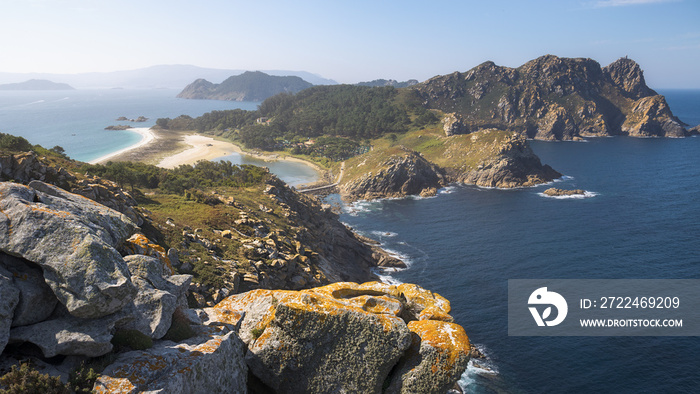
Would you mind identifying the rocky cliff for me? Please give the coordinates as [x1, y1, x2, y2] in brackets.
[177, 71, 313, 101]
[450, 131, 561, 188]
[340, 147, 449, 201]
[339, 128, 561, 201]
[413, 55, 688, 139]
[0, 179, 471, 392]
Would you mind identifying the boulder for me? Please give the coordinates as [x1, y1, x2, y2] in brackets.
[93, 326, 247, 394]
[0, 182, 137, 319]
[202, 281, 471, 393]
[118, 255, 191, 339]
[9, 306, 127, 357]
[0, 265, 19, 355]
[121, 234, 175, 275]
[385, 320, 471, 394]
[0, 253, 57, 327]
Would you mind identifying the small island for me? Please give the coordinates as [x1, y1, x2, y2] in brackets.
[543, 188, 587, 197]
[105, 125, 133, 130]
[116, 116, 149, 122]
[0, 79, 74, 91]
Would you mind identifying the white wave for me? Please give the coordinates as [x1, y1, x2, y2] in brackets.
[438, 185, 458, 194]
[538, 190, 598, 199]
[21, 99, 46, 106]
[371, 268, 404, 285]
[457, 357, 500, 392]
[382, 247, 413, 267]
[370, 230, 397, 238]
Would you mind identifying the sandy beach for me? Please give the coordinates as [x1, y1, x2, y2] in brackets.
[157, 135, 241, 168]
[156, 134, 325, 175]
[94, 129, 325, 183]
[89, 127, 155, 164]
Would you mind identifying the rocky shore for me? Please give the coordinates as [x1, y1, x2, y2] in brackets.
[0, 150, 472, 392]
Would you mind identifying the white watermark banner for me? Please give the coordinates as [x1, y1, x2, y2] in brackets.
[508, 280, 700, 336]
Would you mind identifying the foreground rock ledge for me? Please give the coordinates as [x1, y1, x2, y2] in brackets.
[201, 281, 471, 394]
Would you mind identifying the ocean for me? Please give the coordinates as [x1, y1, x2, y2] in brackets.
[1, 88, 699, 392]
[337, 89, 700, 393]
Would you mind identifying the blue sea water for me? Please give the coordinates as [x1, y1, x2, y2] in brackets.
[2, 87, 699, 392]
[336, 89, 700, 393]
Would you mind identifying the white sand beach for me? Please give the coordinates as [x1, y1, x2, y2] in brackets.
[89, 127, 155, 164]
[157, 135, 241, 169]
[156, 135, 325, 176]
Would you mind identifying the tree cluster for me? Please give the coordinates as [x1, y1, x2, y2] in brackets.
[80, 160, 269, 195]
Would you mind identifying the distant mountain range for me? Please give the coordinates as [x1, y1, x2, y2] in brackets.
[0, 65, 337, 89]
[0, 79, 74, 91]
[177, 71, 313, 102]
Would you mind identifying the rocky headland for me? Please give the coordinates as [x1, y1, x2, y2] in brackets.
[339, 128, 561, 202]
[413, 55, 690, 139]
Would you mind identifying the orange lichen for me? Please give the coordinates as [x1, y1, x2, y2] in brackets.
[123, 233, 175, 275]
[407, 320, 470, 369]
[398, 283, 451, 317]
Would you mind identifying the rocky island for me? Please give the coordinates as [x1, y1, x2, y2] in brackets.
[105, 125, 132, 130]
[177, 71, 313, 102]
[542, 188, 587, 197]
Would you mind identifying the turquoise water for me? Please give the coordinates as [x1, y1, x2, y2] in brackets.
[0, 89, 258, 162]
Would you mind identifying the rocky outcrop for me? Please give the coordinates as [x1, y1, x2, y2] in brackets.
[443, 113, 469, 136]
[603, 57, 657, 99]
[543, 188, 586, 196]
[455, 133, 561, 188]
[0, 151, 75, 189]
[0, 181, 137, 319]
[621, 95, 687, 137]
[201, 281, 471, 393]
[71, 176, 145, 226]
[0, 181, 192, 358]
[386, 320, 471, 394]
[93, 326, 247, 394]
[177, 71, 312, 102]
[340, 148, 448, 201]
[413, 55, 689, 139]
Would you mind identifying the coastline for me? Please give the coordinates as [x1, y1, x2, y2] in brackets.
[88, 127, 155, 164]
[94, 128, 326, 183]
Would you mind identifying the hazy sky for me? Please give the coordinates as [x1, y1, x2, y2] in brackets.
[1, 0, 698, 87]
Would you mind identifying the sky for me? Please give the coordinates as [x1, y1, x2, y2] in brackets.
[0, 0, 698, 88]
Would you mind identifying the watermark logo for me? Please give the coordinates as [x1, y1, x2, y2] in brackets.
[528, 287, 568, 327]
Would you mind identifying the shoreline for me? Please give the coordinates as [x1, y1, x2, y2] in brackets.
[88, 127, 155, 164]
[91, 128, 326, 184]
